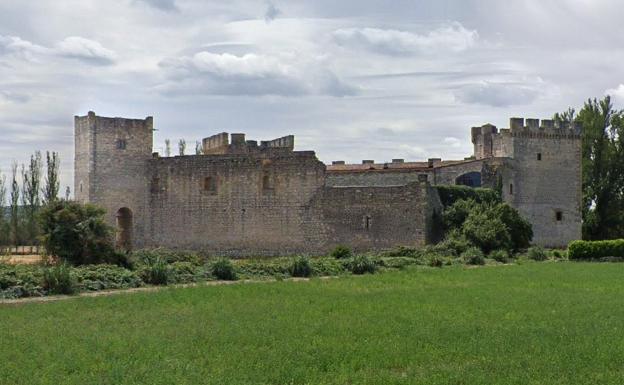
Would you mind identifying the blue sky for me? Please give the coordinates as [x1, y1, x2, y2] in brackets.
[1, 0, 623, 196]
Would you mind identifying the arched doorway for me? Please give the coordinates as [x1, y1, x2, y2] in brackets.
[455, 172, 482, 188]
[116, 207, 133, 251]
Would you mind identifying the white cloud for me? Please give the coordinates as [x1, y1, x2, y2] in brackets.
[56, 36, 117, 64]
[443, 137, 461, 148]
[0, 35, 48, 59]
[135, 0, 178, 11]
[454, 81, 542, 107]
[333, 23, 478, 55]
[158, 51, 357, 97]
[264, 2, 281, 23]
[605, 84, 624, 106]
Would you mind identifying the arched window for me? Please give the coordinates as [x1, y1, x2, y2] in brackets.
[455, 172, 482, 188]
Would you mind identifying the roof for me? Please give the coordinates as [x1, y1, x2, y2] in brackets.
[326, 159, 479, 173]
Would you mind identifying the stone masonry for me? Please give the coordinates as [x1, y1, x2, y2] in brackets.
[74, 112, 581, 255]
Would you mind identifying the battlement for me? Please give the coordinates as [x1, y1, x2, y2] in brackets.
[74, 111, 154, 129]
[202, 132, 295, 155]
[507, 117, 582, 136]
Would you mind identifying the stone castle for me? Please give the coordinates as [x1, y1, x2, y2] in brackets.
[74, 112, 581, 255]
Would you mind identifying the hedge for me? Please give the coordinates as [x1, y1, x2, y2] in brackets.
[568, 239, 624, 260]
[434, 185, 501, 207]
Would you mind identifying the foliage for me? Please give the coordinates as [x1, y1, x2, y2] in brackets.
[21, 152, 43, 248]
[43, 151, 61, 204]
[527, 246, 548, 261]
[437, 229, 472, 256]
[348, 255, 377, 275]
[493, 204, 533, 251]
[461, 210, 511, 254]
[568, 239, 624, 260]
[137, 255, 170, 285]
[73, 264, 143, 291]
[131, 248, 203, 266]
[39, 200, 119, 266]
[490, 249, 510, 263]
[461, 247, 485, 265]
[434, 185, 501, 207]
[289, 256, 312, 278]
[211, 257, 238, 281]
[42, 263, 75, 295]
[330, 245, 352, 259]
[0, 264, 44, 299]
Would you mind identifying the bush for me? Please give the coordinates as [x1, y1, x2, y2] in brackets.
[39, 200, 119, 266]
[42, 263, 75, 295]
[73, 264, 143, 291]
[462, 211, 511, 254]
[139, 256, 170, 285]
[131, 248, 203, 266]
[489, 249, 510, 263]
[494, 204, 533, 251]
[437, 229, 472, 256]
[0, 265, 45, 299]
[527, 246, 548, 261]
[348, 255, 377, 275]
[568, 239, 624, 260]
[330, 245, 352, 259]
[427, 254, 445, 267]
[461, 247, 485, 265]
[289, 256, 312, 278]
[211, 258, 238, 280]
[434, 185, 501, 207]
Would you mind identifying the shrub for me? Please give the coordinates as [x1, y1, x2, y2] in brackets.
[73, 264, 143, 291]
[489, 249, 510, 263]
[434, 185, 501, 207]
[211, 258, 238, 280]
[568, 239, 624, 260]
[310, 258, 346, 276]
[289, 256, 313, 278]
[442, 199, 477, 232]
[348, 255, 377, 275]
[462, 211, 511, 254]
[461, 247, 485, 265]
[436, 229, 472, 256]
[132, 248, 203, 266]
[493, 204, 533, 251]
[169, 262, 202, 284]
[382, 246, 421, 259]
[427, 254, 445, 267]
[42, 263, 75, 295]
[527, 246, 548, 261]
[139, 256, 170, 285]
[330, 245, 352, 259]
[0, 265, 45, 299]
[39, 200, 119, 266]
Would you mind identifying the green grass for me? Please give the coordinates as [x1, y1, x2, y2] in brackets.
[2, 263, 624, 384]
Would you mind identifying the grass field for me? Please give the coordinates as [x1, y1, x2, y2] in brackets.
[2, 262, 624, 384]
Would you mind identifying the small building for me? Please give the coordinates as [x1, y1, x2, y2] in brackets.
[74, 112, 581, 255]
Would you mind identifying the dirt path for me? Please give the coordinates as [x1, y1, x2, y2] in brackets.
[2, 255, 44, 265]
[0, 276, 333, 306]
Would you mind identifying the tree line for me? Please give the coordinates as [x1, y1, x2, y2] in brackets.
[0, 151, 61, 253]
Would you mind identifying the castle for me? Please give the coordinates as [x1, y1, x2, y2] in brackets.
[74, 112, 582, 255]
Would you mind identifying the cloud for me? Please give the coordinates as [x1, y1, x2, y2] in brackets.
[135, 0, 178, 11]
[333, 22, 478, 55]
[454, 81, 541, 107]
[56, 36, 116, 64]
[264, 2, 281, 23]
[0, 91, 30, 104]
[0, 35, 48, 59]
[158, 51, 357, 97]
[605, 84, 624, 106]
[443, 137, 461, 148]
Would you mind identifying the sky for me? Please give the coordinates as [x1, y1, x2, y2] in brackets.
[1, 0, 624, 197]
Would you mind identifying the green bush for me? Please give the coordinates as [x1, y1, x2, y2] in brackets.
[382, 246, 421, 259]
[289, 256, 312, 278]
[436, 229, 472, 256]
[489, 249, 510, 263]
[39, 200, 119, 266]
[73, 264, 143, 291]
[427, 254, 445, 267]
[494, 204, 533, 251]
[169, 262, 202, 284]
[211, 258, 238, 281]
[348, 255, 377, 275]
[435, 185, 501, 207]
[132, 248, 203, 266]
[568, 239, 624, 260]
[527, 246, 548, 261]
[461, 247, 485, 265]
[310, 258, 346, 276]
[0, 264, 45, 299]
[330, 245, 352, 259]
[462, 211, 511, 254]
[42, 263, 75, 295]
[139, 256, 170, 285]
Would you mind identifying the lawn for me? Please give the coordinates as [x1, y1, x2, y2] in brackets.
[2, 262, 624, 384]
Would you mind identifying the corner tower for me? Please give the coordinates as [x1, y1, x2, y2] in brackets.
[74, 111, 153, 250]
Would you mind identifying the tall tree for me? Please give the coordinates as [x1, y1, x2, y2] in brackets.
[195, 141, 203, 155]
[43, 151, 60, 204]
[164, 139, 171, 157]
[0, 171, 7, 250]
[9, 161, 20, 248]
[22, 152, 43, 248]
[178, 139, 186, 156]
[568, 96, 624, 239]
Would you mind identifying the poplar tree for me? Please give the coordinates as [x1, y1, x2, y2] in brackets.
[22, 152, 42, 249]
[9, 162, 20, 249]
[178, 139, 186, 156]
[43, 151, 60, 204]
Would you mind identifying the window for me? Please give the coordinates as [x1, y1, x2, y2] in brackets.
[116, 139, 127, 150]
[151, 178, 160, 194]
[203, 176, 217, 194]
[455, 172, 482, 188]
[364, 215, 372, 230]
[262, 171, 273, 192]
[509, 183, 513, 195]
[537, 153, 542, 161]
[79, 183, 83, 193]
[556, 211, 563, 221]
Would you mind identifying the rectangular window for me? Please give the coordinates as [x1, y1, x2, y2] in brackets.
[203, 176, 217, 194]
[537, 153, 542, 161]
[556, 211, 563, 221]
[509, 183, 513, 195]
[364, 215, 372, 230]
[116, 139, 127, 150]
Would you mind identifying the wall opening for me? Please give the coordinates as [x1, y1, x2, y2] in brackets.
[509, 183, 513, 195]
[262, 171, 273, 192]
[150, 177, 160, 194]
[537, 153, 542, 161]
[556, 211, 563, 221]
[364, 215, 372, 230]
[116, 139, 127, 150]
[116, 207, 133, 252]
[455, 172, 482, 188]
[204, 176, 217, 194]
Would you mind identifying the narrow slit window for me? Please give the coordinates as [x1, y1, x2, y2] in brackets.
[262, 171, 272, 192]
[509, 183, 513, 195]
[537, 153, 542, 161]
[364, 215, 372, 230]
[556, 211, 563, 221]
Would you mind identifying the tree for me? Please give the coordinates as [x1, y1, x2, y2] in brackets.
[39, 200, 123, 265]
[178, 139, 186, 156]
[43, 151, 60, 204]
[559, 96, 624, 239]
[21, 152, 42, 249]
[0, 171, 8, 250]
[164, 139, 171, 157]
[195, 141, 203, 155]
[9, 161, 20, 248]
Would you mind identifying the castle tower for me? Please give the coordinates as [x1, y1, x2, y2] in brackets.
[472, 117, 582, 247]
[74, 111, 153, 250]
